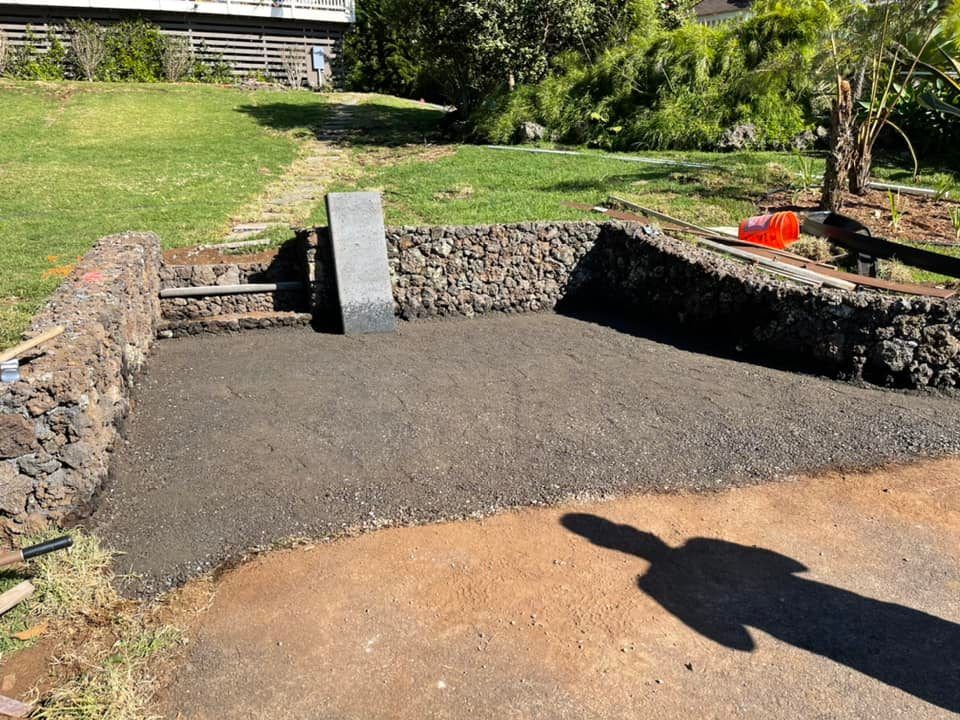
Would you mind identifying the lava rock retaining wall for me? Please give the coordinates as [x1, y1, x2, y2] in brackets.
[583, 224, 960, 389]
[160, 291, 308, 322]
[301, 222, 603, 324]
[303, 220, 960, 388]
[1, 232, 161, 535]
[159, 252, 309, 324]
[386, 223, 602, 318]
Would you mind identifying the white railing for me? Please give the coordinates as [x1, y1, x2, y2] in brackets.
[221, 0, 354, 18]
[0, 0, 356, 22]
[225, 0, 349, 10]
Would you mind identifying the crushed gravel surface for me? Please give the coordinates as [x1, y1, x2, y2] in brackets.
[90, 313, 960, 596]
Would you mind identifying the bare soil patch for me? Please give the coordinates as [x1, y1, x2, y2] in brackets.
[0, 637, 60, 702]
[761, 188, 960, 247]
[160, 458, 960, 720]
[161, 246, 281, 266]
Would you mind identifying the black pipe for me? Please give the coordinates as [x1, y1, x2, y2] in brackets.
[21, 535, 73, 561]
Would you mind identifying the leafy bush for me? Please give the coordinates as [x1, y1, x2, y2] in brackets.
[343, 0, 663, 113]
[99, 19, 164, 82]
[32, 19, 232, 84]
[7, 27, 66, 80]
[472, 0, 826, 151]
[191, 45, 233, 83]
[0, 20, 233, 84]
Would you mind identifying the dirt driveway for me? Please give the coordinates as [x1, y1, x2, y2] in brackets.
[162, 459, 960, 719]
[92, 313, 960, 595]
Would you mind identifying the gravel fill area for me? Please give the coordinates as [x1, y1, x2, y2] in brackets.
[90, 312, 960, 596]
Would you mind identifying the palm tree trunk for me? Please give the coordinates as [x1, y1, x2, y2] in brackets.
[821, 79, 856, 212]
[850, 140, 873, 196]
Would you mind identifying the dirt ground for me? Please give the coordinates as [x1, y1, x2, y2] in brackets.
[91, 313, 960, 597]
[162, 246, 282, 266]
[160, 458, 960, 719]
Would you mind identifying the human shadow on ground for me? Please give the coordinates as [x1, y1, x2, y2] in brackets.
[561, 513, 960, 713]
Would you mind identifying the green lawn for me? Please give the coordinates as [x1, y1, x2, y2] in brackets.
[2, 82, 956, 348]
[318, 141, 960, 230]
[317, 146, 810, 227]
[0, 80, 328, 348]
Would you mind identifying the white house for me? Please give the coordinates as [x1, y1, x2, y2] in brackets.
[0, 0, 355, 82]
[694, 0, 752, 26]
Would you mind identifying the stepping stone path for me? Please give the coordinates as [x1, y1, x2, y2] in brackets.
[222, 98, 364, 243]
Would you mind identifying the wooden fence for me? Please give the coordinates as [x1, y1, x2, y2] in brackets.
[0, 5, 346, 81]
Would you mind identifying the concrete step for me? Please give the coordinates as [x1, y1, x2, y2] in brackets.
[158, 311, 313, 339]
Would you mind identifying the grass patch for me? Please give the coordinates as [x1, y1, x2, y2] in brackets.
[311, 145, 812, 227]
[0, 532, 114, 661]
[0, 531, 180, 719]
[0, 81, 330, 348]
[35, 620, 180, 720]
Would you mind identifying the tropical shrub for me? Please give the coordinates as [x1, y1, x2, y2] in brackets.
[473, 0, 827, 151]
[99, 19, 164, 82]
[819, 0, 956, 209]
[344, 0, 662, 113]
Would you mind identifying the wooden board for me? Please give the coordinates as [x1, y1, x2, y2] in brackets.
[0, 694, 33, 719]
[0, 582, 34, 617]
[0, 326, 64, 364]
[568, 201, 957, 299]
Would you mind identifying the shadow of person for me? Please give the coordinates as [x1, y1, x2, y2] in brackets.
[561, 513, 960, 713]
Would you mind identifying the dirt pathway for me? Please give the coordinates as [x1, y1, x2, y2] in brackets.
[221, 94, 448, 242]
[161, 458, 960, 719]
[220, 99, 362, 240]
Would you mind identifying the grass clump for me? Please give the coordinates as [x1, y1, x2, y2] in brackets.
[28, 532, 115, 620]
[0, 532, 113, 660]
[0, 531, 181, 720]
[35, 620, 180, 720]
[878, 259, 920, 286]
[789, 235, 835, 263]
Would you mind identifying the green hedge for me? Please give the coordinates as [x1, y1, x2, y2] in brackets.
[472, 0, 828, 151]
[1, 19, 234, 84]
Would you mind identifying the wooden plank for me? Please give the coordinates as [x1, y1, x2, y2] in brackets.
[567, 202, 838, 269]
[593, 199, 857, 291]
[751, 253, 957, 299]
[581, 201, 955, 299]
[0, 326, 64, 364]
[0, 694, 33, 719]
[0, 582, 34, 617]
